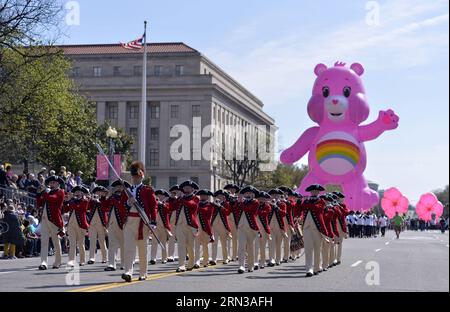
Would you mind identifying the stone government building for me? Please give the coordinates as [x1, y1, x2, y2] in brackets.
[62, 42, 275, 190]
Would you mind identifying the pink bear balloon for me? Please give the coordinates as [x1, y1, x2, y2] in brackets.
[381, 188, 409, 218]
[280, 62, 399, 212]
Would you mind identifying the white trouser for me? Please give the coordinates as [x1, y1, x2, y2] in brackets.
[283, 222, 294, 260]
[303, 214, 323, 274]
[176, 212, 197, 269]
[336, 224, 345, 262]
[40, 217, 62, 267]
[237, 218, 258, 270]
[212, 220, 230, 262]
[229, 217, 238, 260]
[268, 220, 285, 264]
[167, 213, 176, 259]
[89, 215, 107, 262]
[151, 223, 170, 262]
[194, 230, 210, 266]
[255, 221, 271, 267]
[67, 221, 86, 265]
[123, 216, 150, 277]
[107, 216, 124, 269]
[321, 239, 331, 269]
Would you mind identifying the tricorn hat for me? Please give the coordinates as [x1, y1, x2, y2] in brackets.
[305, 184, 325, 192]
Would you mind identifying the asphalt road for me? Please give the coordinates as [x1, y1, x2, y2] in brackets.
[0, 229, 448, 292]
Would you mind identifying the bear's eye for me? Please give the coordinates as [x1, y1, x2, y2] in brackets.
[343, 86, 352, 98]
[322, 86, 330, 98]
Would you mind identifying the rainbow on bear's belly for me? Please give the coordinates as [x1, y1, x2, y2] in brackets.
[315, 139, 360, 176]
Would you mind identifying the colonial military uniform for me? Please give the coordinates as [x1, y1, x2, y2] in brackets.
[167, 185, 181, 262]
[321, 195, 338, 271]
[87, 190, 109, 264]
[64, 186, 90, 266]
[122, 181, 157, 282]
[224, 184, 240, 262]
[211, 190, 232, 265]
[195, 190, 215, 268]
[151, 190, 173, 264]
[36, 176, 65, 270]
[175, 181, 200, 272]
[267, 189, 287, 267]
[333, 192, 349, 265]
[279, 187, 296, 262]
[236, 186, 260, 274]
[105, 182, 128, 271]
[255, 192, 271, 269]
[298, 184, 330, 277]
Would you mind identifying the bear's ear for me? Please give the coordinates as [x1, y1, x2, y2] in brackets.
[350, 63, 364, 76]
[314, 64, 328, 76]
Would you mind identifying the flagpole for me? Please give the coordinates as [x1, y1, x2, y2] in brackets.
[139, 21, 148, 165]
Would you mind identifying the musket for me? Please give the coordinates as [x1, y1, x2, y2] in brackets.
[95, 143, 166, 251]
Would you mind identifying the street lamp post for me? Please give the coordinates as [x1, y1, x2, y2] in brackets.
[106, 126, 118, 186]
[212, 160, 218, 192]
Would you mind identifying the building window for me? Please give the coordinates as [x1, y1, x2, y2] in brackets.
[93, 66, 102, 77]
[170, 105, 179, 119]
[175, 65, 184, 76]
[106, 102, 118, 124]
[190, 177, 199, 185]
[192, 105, 201, 117]
[149, 149, 159, 167]
[169, 177, 178, 187]
[150, 102, 160, 119]
[129, 127, 138, 140]
[128, 103, 139, 120]
[154, 65, 162, 76]
[150, 127, 159, 141]
[71, 67, 80, 77]
[170, 158, 177, 167]
[151, 176, 157, 188]
[113, 66, 121, 76]
[134, 65, 142, 76]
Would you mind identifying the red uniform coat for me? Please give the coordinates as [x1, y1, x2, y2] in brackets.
[284, 199, 296, 227]
[157, 201, 172, 231]
[130, 185, 157, 240]
[337, 203, 350, 234]
[298, 197, 330, 238]
[197, 201, 214, 236]
[88, 197, 109, 227]
[323, 208, 338, 238]
[236, 199, 260, 231]
[36, 189, 65, 229]
[211, 201, 232, 232]
[64, 199, 89, 230]
[257, 202, 272, 235]
[268, 201, 287, 231]
[228, 197, 240, 227]
[107, 192, 128, 230]
[175, 194, 199, 229]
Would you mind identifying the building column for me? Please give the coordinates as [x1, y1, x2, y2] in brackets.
[96, 101, 106, 125]
[118, 101, 127, 129]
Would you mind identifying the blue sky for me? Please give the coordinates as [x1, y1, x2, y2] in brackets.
[59, 0, 449, 203]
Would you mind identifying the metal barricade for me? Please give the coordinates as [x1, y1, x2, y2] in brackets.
[0, 186, 37, 207]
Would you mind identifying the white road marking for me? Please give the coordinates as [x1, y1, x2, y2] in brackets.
[385, 242, 390, 245]
[375, 249, 382, 252]
[0, 271, 15, 275]
[351, 260, 363, 267]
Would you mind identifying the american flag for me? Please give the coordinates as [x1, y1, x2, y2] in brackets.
[121, 35, 145, 50]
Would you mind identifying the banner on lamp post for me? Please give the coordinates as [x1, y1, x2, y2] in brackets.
[96, 154, 122, 180]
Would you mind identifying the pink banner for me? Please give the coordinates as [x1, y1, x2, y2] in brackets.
[96, 154, 122, 180]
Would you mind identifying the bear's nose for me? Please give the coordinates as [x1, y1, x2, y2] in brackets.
[332, 99, 339, 105]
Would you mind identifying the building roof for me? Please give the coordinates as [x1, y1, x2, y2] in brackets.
[59, 42, 199, 55]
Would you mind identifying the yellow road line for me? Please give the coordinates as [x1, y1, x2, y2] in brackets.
[69, 263, 225, 293]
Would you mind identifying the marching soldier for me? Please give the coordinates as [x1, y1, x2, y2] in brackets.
[87, 186, 109, 264]
[210, 190, 232, 265]
[298, 184, 330, 277]
[167, 185, 181, 262]
[236, 186, 260, 274]
[174, 180, 200, 272]
[194, 190, 215, 268]
[333, 191, 349, 265]
[36, 175, 65, 270]
[105, 181, 129, 271]
[150, 190, 173, 265]
[267, 189, 287, 267]
[279, 187, 296, 262]
[64, 185, 90, 267]
[224, 184, 240, 262]
[321, 194, 338, 271]
[255, 191, 271, 270]
[291, 192, 304, 260]
[122, 161, 157, 282]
